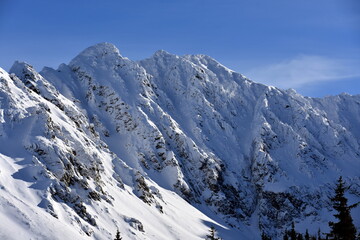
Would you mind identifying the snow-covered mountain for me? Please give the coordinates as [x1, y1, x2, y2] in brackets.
[0, 43, 359, 239]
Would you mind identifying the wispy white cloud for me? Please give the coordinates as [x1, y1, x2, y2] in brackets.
[245, 55, 360, 89]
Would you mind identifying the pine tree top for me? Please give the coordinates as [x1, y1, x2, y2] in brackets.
[114, 229, 122, 240]
[328, 176, 357, 240]
[205, 226, 221, 240]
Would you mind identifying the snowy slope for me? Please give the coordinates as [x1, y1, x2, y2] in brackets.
[1, 43, 359, 239]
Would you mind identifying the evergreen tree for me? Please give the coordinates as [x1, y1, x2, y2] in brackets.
[305, 229, 310, 240]
[290, 222, 297, 240]
[318, 228, 322, 240]
[328, 176, 357, 240]
[114, 229, 122, 240]
[205, 226, 221, 240]
[262, 232, 272, 240]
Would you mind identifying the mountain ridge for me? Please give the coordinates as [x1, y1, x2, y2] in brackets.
[0, 43, 359, 239]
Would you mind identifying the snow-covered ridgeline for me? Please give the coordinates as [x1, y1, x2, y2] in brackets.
[0, 43, 359, 239]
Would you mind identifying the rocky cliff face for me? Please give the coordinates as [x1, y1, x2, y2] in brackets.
[0, 43, 359, 239]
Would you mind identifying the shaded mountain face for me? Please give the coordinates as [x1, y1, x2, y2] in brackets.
[0, 43, 359, 239]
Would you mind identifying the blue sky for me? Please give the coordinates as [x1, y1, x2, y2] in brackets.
[1, 0, 359, 97]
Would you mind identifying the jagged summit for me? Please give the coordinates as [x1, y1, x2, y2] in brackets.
[69, 42, 122, 68]
[152, 49, 174, 58]
[9, 61, 38, 77]
[77, 42, 121, 58]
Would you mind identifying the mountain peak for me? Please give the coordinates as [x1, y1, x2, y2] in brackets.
[152, 49, 175, 59]
[69, 42, 122, 67]
[9, 61, 39, 81]
[10, 60, 34, 71]
[79, 42, 120, 57]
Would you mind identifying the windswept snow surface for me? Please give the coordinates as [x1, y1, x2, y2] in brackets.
[0, 43, 359, 239]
